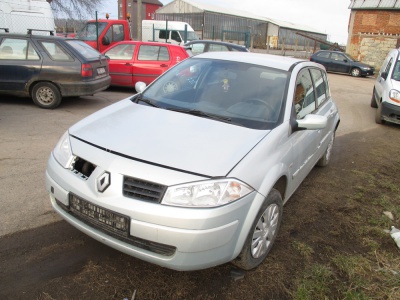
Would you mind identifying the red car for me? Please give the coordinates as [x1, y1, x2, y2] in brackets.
[103, 41, 192, 88]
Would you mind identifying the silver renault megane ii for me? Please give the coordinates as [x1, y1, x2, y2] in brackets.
[46, 52, 340, 271]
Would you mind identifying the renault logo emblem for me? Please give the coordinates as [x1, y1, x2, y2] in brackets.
[97, 171, 111, 192]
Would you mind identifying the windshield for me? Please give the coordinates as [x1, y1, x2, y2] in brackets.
[392, 60, 400, 81]
[76, 22, 108, 41]
[344, 53, 358, 61]
[137, 58, 288, 129]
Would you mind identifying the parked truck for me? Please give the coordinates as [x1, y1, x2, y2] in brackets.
[76, 17, 199, 52]
[75, 16, 131, 52]
[0, 0, 55, 34]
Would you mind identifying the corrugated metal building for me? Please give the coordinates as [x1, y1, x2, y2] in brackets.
[154, 0, 327, 49]
[348, 0, 400, 69]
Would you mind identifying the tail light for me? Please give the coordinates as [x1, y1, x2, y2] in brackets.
[81, 63, 93, 77]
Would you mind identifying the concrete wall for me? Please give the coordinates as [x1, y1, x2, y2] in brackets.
[347, 10, 400, 71]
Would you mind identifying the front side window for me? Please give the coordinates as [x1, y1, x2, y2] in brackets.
[171, 31, 181, 42]
[0, 38, 39, 60]
[392, 60, 400, 81]
[41, 41, 73, 61]
[294, 68, 316, 119]
[75, 22, 108, 41]
[105, 43, 135, 60]
[310, 68, 328, 106]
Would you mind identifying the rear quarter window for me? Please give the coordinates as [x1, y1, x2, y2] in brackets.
[66, 40, 102, 59]
[40, 41, 73, 61]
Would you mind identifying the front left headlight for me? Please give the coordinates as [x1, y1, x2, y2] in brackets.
[53, 131, 74, 169]
[389, 89, 400, 103]
[162, 179, 254, 208]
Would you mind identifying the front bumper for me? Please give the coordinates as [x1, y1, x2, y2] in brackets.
[381, 101, 400, 125]
[45, 151, 262, 271]
[360, 69, 375, 76]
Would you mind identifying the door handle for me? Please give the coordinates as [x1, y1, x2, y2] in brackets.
[160, 64, 168, 67]
[125, 63, 133, 66]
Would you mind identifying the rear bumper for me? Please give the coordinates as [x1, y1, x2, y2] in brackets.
[59, 76, 111, 96]
[381, 101, 400, 125]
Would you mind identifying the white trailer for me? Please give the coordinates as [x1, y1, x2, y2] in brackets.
[0, 0, 55, 34]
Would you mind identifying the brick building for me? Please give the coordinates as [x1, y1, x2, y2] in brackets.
[348, 0, 400, 70]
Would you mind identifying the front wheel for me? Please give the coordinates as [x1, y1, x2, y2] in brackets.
[350, 68, 361, 77]
[232, 189, 283, 270]
[32, 82, 62, 109]
[375, 103, 384, 124]
[317, 132, 335, 167]
[370, 89, 378, 108]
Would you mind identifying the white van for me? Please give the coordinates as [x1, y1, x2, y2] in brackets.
[0, 0, 55, 34]
[142, 20, 199, 45]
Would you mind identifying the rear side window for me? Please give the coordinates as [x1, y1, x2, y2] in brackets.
[190, 43, 205, 55]
[41, 41, 73, 61]
[0, 38, 39, 60]
[317, 52, 330, 59]
[209, 44, 229, 52]
[138, 45, 170, 61]
[66, 40, 101, 59]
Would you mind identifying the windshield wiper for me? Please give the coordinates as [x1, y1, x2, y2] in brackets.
[133, 94, 160, 108]
[167, 108, 232, 123]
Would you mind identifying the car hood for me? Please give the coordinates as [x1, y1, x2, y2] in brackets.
[69, 99, 269, 177]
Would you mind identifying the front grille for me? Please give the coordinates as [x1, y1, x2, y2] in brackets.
[123, 176, 167, 203]
[56, 197, 176, 256]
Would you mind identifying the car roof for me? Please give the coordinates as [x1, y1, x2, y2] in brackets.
[111, 40, 184, 47]
[194, 51, 308, 71]
[185, 40, 246, 48]
[0, 32, 73, 41]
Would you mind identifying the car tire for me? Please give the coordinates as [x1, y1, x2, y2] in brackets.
[375, 102, 384, 124]
[350, 68, 361, 77]
[32, 82, 62, 109]
[370, 89, 378, 108]
[232, 189, 282, 270]
[317, 132, 335, 167]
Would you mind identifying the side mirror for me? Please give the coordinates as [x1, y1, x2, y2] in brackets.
[135, 81, 147, 93]
[296, 114, 327, 131]
[102, 36, 110, 45]
[381, 72, 388, 80]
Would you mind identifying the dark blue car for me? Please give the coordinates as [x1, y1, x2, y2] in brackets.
[310, 50, 375, 77]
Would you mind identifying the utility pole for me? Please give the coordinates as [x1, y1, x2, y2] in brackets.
[137, 0, 142, 41]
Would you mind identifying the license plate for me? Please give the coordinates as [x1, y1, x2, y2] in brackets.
[69, 194, 129, 234]
[97, 67, 106, 75]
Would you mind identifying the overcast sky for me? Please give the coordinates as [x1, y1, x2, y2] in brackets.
[100, 0, 351, 45]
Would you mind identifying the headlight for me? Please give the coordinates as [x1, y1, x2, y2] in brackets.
[53, 131, 74, 169]
[162, 179, 253, 207]
[389, 89, 400, 103]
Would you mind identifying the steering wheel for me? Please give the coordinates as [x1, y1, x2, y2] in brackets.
[244, 98, 274, 111]
[162, 81, 179, 94]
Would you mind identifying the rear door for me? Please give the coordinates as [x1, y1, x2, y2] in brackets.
[0, 37, 42, 93]
[132, 44, 172, 85]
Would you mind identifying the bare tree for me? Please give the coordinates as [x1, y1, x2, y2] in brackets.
[47, 0, 103, 20]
